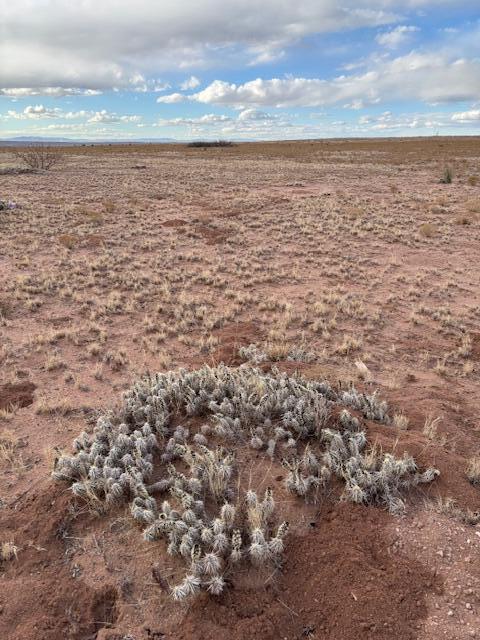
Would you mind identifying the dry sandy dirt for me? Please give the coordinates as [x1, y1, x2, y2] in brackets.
[0, 137, 480, 639]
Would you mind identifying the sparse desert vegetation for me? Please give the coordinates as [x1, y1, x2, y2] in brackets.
[1, 137, 480, 639]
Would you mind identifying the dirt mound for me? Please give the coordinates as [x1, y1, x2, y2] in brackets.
[179, 503, 441, 640]
[0, 479, 441, 640]
[206, 321, 262, 365]
[195, 224, 228, 245]
[162, 219, 187, 227]
[0, 381, 36, 411]
[0, 484, 118, 640]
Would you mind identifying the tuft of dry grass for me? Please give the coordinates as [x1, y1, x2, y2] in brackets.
[419, 223, 437, 238]
[58, 234, 78, 250]
[354, 359, 372, 381]
[336, 335, 362, 355]
[423, 414, 441, 440]
[1, 541, 18, 564]
[392, 413, 409, 430]
[0, 430, 24, 473]
[466, 457, 480, 486]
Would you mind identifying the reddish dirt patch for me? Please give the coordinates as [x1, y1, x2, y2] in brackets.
[178, 503, 441, 640]
[471, 332, 480, 360]
[195, 224, 228, 244]
[0, 381, 36, 411]
[162, 219, 187, 227]
[0, 297, 13, 318]
[85, 233, 106, 248]
[0, 480, 440, 640]
[0, 484, 118, 640]
[202, 321, 262, 366]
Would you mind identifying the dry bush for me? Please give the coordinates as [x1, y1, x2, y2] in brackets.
[466, 457, 480, 486]
[1, 541, 18, 566]
[454, 214, 473, 225]
[187, 140, 233, 148]
[419, 223, 437, 238]
[58, 234, 78, 250]
[439, 166, 453, 184]
[13, 145, 61, 170]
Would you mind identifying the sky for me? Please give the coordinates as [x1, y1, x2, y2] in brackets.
[0, 1, 479, 141]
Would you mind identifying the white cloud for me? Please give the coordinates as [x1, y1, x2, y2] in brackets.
[376, 25, 419, 48]
[158, 113, 232, 126]
[451, 109, 480, 123]
[156, 107, 296, 139]
[87, 110, 141, 123]
[0, 1, 406, 94]
[0, 87, 102, 98]
[183, 53, 480, 108]
[157, 93, 186, 104]
[2, 106, 141, 125]
[180, 76, 200, 90]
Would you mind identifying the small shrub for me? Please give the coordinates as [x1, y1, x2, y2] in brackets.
[13, 145, 61, 170]
[467, 176, 478, 186]
[187, 140, 233, 148]
[58, 234, 78, 250]
[103, 199, 115, 213]
[467, 457, 480, 486]
[1, 541, 18, 565]
[454, 214, 473, 225]
[0, 200, 17, 212]
[439, 166, 453, 184]
[419, 223, 437, 238]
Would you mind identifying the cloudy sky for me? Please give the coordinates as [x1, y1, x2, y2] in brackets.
[1, 1, 479, 140]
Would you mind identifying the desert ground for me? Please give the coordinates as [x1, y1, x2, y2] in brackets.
[0, 137, 480, 640]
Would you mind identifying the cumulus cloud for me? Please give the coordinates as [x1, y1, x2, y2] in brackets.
[158, 113, 232, 126]
[2, 106, 141, 125]
[451, 109, 480, 122]
[0, 1, 408, 94]
[376, 25, 420, 48]
[182, 53, 480, 108]
[157, 93, 186, 104]
[87, 110, 141, 123]
[156, 107, 295, 139]
[180, 76, 201, 90]
[5, 104, 63, 119]
[0, 87, 102, 98]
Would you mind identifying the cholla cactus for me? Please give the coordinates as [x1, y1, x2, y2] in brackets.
[171, 574, 201, 601]
[230, 529, 242, 562]
[269, 521, 289, 555]
[53, 363, 438, 600]
[205, 575, 225, 595]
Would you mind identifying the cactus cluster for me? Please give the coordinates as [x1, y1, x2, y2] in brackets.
[53, 364, 438, 598]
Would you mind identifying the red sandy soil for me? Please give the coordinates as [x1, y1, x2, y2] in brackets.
[1, 138, 480, 639]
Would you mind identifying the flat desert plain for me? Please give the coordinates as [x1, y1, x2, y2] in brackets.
[1, 137, 480, 640]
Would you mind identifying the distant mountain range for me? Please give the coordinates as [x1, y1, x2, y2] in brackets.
[0, 135, 177, 145]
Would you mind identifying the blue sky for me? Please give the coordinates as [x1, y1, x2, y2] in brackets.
[1, 1, 479, 140]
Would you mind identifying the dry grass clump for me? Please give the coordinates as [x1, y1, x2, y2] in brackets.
[0, 541, 18, 567]
[58, 234, 78, 250]
[419, 223, 437, 238]
[423, 414, 442, 441]
[0, 430, 24, 473]
[53, 364, 438, 599]
[466, 457, 480, 486]
[439, 166, 453, 184]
